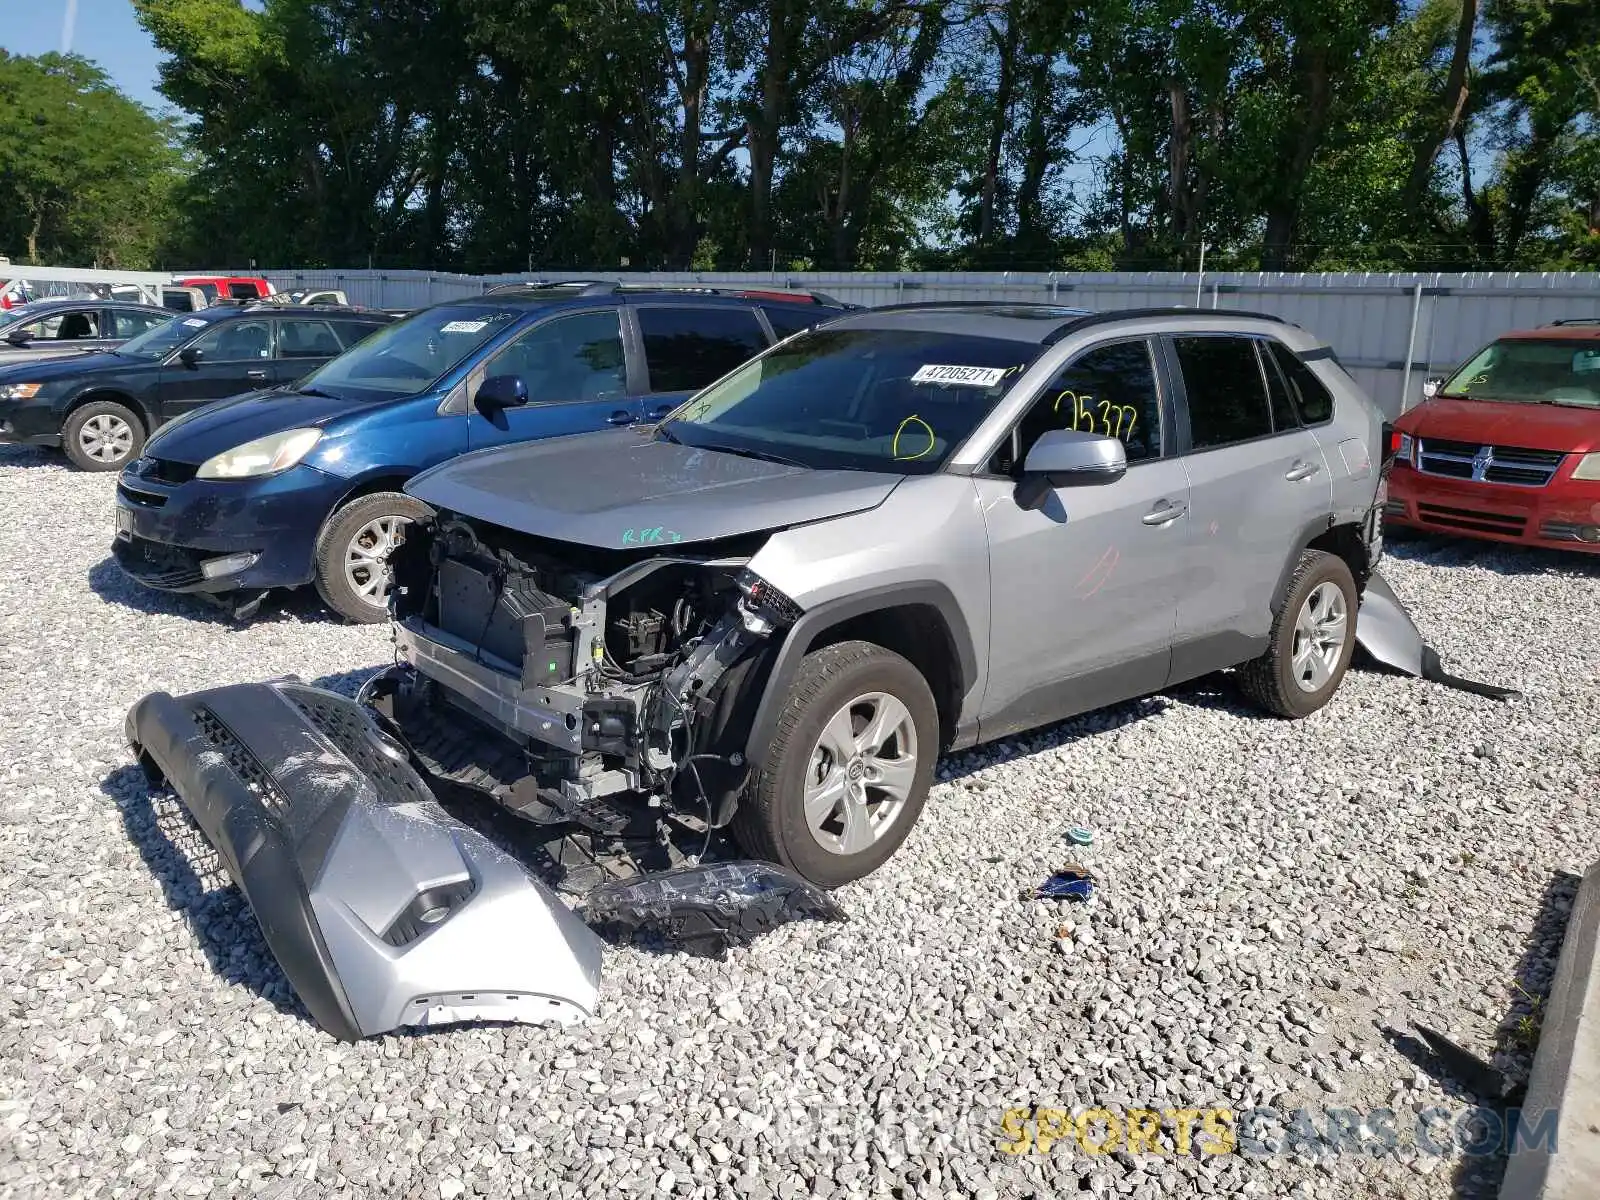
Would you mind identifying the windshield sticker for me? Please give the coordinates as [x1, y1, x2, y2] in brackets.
[182, 317, 207, 327]
[911, 364, 1007, 388]
[440, 319, 489, 334]
[891, 414, 936, 460]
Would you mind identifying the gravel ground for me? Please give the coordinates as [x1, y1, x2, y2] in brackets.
[1, 445, 1597, 1200]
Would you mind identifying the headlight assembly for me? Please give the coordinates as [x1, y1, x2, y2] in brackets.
[1572, 452, 1600, 482]
[0, 383, 43, 401]
[197, 428, 322, 480]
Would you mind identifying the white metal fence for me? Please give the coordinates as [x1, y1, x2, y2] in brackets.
[259, 268, 1600, 418]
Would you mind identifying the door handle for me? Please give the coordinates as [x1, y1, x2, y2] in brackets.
[1141, 500, 1188, 526]
[246, 369, 269, 380]
[607, 409, 635, 426]
[1285, 460, 1321, 482]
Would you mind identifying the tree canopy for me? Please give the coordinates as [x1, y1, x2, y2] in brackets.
[0, 51, 183, 268]
[7, 1, 1598, 272]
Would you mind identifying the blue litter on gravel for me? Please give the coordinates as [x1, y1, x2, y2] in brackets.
[1066, 827, 1094, 846]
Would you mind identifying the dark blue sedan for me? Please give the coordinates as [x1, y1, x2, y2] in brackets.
[111, 283, 851, 621]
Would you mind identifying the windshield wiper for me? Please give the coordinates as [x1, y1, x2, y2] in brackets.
[693, 442, 808, 469]
[297, 386, 344, 400]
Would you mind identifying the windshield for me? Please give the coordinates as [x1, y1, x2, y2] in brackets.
[293, 303, 522, 401]
[117, 313, 216, 359]
[1439, 337, 1600, 407]
[659, 327, 1041, 473]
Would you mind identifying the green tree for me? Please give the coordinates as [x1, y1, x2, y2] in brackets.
[0, 51, 182, 267]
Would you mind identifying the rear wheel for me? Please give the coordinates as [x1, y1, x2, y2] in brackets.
[1237, 549, 1357, 718]
[313, 491, 431, 623]
[62, 400, 144, 471]
[732, 640, 938, 888]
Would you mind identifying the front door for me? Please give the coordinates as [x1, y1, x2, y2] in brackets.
[465, 308, 639, 450]
[158, 317, 276, 419]
[977, 337, 1192, 739]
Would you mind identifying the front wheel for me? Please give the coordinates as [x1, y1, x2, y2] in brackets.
[312, 491, 432, 623]
[1236, 549, 1358, 718]
[732, 640, 938, 888]
[62, 400, 144, 471]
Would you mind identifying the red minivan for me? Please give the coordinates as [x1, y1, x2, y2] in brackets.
[1387, 321, 1600, 551]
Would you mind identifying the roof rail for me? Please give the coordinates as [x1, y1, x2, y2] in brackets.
[1544, 317, 1600, 327]
[1041, 306, 1293, 343]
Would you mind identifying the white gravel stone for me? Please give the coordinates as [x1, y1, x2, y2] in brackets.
[0, 452, 1596, 1200]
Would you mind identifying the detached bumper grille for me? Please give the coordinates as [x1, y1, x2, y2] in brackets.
[1415, 438, 1564, 487]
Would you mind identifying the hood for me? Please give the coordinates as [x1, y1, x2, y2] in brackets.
[146, 388, 373, 464]
[1399, 396, 1600, 453]
[0, 350, 126, 383]
[407, 428, 904, 549]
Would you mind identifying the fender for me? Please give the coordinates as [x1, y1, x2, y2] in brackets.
[59, 384, 153, 432]
[1269, 513, 1340, 615]
[742, 581, 979, 768]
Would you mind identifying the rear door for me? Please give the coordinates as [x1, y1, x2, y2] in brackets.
[633, 304, 771, 421]
[273, 316, 347, 385]
[1164, 333, 1334, 676]
[464, 307, 637, 450]
[157, 316, 276, 419]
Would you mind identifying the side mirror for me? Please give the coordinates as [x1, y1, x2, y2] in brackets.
[1015, 429, 1128, 510]
[1421, 379, 1442, 399]
[5, 329, 30, 346]
[475, 373, 529, 413]
[178, 346, 204, 368]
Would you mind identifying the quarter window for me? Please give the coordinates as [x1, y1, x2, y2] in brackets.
[993, 338, 1163, 475]
[1269, 342, 1334, 424]
[639, 306, 769, 392]
[479, 309, 625, 405]
[1174, 336, 1273, 449]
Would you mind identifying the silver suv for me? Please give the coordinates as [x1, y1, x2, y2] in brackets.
[373, 303, 1387, 886]
[125, 303, 1393, 1038]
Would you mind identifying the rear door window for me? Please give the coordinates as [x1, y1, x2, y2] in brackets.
[228, 281, 261, 300]
[337, 320, 388, 348]
[639, 306, 769, 392]
[1257, 342, 1301, 431]
[276, 319, 344, 359]
[1173, 336, 1274, 450]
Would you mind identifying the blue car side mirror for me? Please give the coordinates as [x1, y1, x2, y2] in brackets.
[475, 374, 529, 414]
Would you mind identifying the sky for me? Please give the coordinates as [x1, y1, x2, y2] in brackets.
[4, 0, 166, 109]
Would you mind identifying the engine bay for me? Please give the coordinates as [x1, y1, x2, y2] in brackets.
[381, 512, 796, 886]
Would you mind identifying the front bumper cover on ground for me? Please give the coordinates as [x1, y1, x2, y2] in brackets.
[1356, 570, 1520, 701]
[125, 680, 603, 1040]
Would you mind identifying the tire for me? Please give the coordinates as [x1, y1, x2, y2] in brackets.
[312, 491, 432, 623]
[62, 400, 144, 471]
[1237, 549, 1358, 718]
[731, 640, 939, 888]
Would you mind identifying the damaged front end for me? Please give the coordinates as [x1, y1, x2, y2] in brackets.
[124, 510, 819, 1039]
[370, 511, 798, 878]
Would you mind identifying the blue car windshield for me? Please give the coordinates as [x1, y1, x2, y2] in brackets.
[658, 327, 1040, 474]
[295, 304, 523, 401]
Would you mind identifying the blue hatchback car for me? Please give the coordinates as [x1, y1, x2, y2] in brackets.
[111, 283, 851, 621]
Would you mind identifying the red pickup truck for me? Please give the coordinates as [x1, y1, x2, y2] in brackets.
[176, 275, 277, 304]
